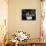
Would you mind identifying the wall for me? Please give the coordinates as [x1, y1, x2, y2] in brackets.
[8, 0, 41, 39]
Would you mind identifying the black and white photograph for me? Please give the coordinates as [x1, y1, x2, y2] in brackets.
[22, 9, 36, 20]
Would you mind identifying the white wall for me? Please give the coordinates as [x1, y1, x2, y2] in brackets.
[8, 0, 41, 39]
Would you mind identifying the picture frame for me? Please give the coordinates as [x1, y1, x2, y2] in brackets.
[22, 9, 36, 20]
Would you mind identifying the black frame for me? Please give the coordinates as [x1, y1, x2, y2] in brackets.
[22, 9, 36, 20]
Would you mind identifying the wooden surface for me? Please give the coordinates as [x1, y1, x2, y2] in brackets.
[5, 42, 15, 46]
[18, 43, 46, 46]
[35, 43, 46, 46]
[5, 38, 46, 46]
[18, 38, 46, 46]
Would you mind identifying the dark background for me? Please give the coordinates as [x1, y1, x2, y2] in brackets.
[22, 9, 36, 20]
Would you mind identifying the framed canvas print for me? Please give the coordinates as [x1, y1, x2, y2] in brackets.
[22, 9, 36, 20]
